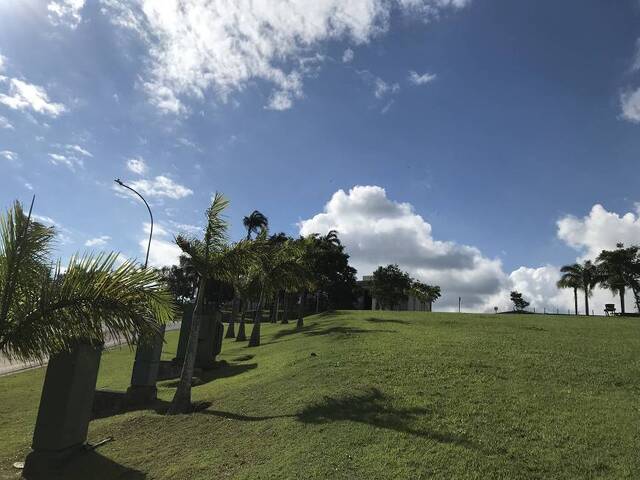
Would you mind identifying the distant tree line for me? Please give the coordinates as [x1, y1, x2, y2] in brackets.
[370, 264, 441, 310]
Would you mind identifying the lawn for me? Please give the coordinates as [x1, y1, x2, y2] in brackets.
[1, 311, 639, 479]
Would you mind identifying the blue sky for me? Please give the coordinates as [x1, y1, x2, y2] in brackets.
[2, 0, 640, 311]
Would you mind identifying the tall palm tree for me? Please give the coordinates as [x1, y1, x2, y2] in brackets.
[0, 199, 176, 362]
[248, 234, 304, 347]
[169, 193, 254, 413]
[557, 266, 581, 315]
[243, 210, 268, 241]
[557, 261, 600, 316]
[596, 244, 638, 315]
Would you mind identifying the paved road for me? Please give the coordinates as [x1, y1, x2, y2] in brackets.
[0, 321, 181, 377]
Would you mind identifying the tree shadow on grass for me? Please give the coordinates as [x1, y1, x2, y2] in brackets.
[160, 361, 257, 388]
[54, 450, 146, 480]
[197, 388, 475, 450]
[297, 388, 477, 449]
[365, 317, 411, 325]
[271, 324, 396, 342]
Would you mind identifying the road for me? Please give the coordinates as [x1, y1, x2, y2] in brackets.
[0, 321, 181, 376]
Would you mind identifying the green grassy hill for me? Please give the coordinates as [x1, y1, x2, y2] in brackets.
[1, 311, 639, 479]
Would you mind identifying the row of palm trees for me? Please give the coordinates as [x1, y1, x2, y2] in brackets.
[168, 194, 344, 413]
[557, 243, 640, 315]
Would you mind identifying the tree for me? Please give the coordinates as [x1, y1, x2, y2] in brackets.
[169, 193, 254, 413]
[242, 210, 268, 241]
[158, 255, 198, 304]
[410, 280, 441, 308]
[556, 261, 599, 316]
[248, 234, 304, 347]
[0, 199, 176, 362]
[557, 265, 581, 315]
[510, 291, 530, 312]
[305, 231, 358, 310]
[596, 244, 639, 315]
[371, 264, 412, 310]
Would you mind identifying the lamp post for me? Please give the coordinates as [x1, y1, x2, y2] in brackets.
[114, 178, 153, 268]
[114, 178, 162, 404]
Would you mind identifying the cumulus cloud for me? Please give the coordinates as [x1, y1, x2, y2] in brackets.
[408, 70, 437, 85]
[0, 115, 13, 130]
[557, 204, 640, 261]
[48, 0, 86, 28]
[299, 187, 633, 313]
[101, 0, 470, 112]
[126, 156, 148, 174]
[85, 235, 111, 247]
[0, 54, 6, 72]
[0, 150, 18, 162]
[128, 175, 193, 199]
[620, 88, 640, 123]
[299, 185, 507, 309]
[342, 48, 355, 63]
[141, 222, 182, 267]
[0, 78, 66, 117]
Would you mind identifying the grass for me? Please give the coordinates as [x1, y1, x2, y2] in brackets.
[1, 311, 639, 479]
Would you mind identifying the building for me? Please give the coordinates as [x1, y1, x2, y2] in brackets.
[356, 275, 432, 312]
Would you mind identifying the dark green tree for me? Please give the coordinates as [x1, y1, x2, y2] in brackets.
[596, 243, 639, 315]
[510, 290, 530, 312]
[557, 261, 599, 316]
[410, 280, 441, 307]
[371, 264, 412, 310]
[242, 210, 268, 240]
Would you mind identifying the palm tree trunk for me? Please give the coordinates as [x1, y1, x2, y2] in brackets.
[584, 290, 590, 316]
[573, 287, 578, 315]
[281, 293, 289, 324]
[297, 292, 306, 328]
[248, 288, 264, 347]
[271, 293, 280, 323]
[225, 296, 238, 338]
[236, 301, 247, 342]
[168, 277, 206, 414]
[620, 288, 626, 315]
[315, 291, 320, 313]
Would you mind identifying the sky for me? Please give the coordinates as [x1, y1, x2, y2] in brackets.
[2, 0, 640, 312]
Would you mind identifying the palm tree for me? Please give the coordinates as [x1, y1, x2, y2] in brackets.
[243, 210, 268, 241]
[248, 234, 304, 347]
[596, 244, 639, 315]
[0, 199, 176, 362]
[557, 266, 581, 315]
[169, 193, 255, 413]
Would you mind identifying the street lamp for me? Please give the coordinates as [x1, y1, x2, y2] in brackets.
[114, 178, 153, 268]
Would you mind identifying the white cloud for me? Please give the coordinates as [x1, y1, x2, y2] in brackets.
[299, 185, 507, 310]
[66, 144, 93, 157]
[126, 156, 148, 174]
[557, 203, 640, 261]
[0, 115, 14, 130]
[408, 70, 437, 85]
[127, 175, 193, 199]
[102, 0, 470, 112]
[0, 79, 66, 117]
[342, 48, 355, 63]
[620, 88, 640, 123]
[24, 182, 34, 190]
[0, 54, 6, 72]
[49, 152, 83, 171]
[85, 235, 111, 247]
[0, 150, 18, 162]
[141, 222, 181, 267]
[48, 0, 86, 29]
[373, 77, 400, 98]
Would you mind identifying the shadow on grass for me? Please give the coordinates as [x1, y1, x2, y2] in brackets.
[365, 317, 411, 325]
[161, 361, 257, 388]
[297, 388, 476, 449]
[54, 450, 146, 480]
[271, 323, 396, 342]
[198, 388, 475, 449]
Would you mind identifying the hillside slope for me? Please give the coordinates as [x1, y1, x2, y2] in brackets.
[1, 311, 639, 479]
